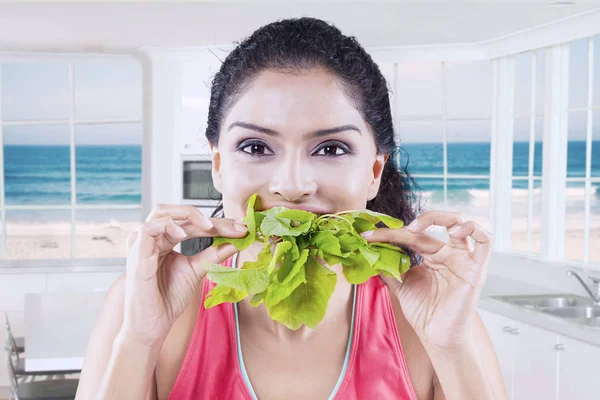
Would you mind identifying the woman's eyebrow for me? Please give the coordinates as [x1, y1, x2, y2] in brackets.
[227, 121, 362, 138]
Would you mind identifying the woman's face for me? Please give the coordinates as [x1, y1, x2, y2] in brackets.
[210, 67, 388, 220]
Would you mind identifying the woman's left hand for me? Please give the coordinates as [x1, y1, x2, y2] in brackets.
[360, 210, 492, 354]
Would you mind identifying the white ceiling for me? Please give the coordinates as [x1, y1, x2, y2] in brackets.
[0, 1, 599, 53]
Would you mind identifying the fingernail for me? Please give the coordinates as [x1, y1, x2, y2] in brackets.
[407, 220, 419, 231]
[448, 226, 461, 236]
[175, 225, 187, 239]
[234, 222, 248, 232]
[203, 218, 215, 229]
[360, 230, 373, 238]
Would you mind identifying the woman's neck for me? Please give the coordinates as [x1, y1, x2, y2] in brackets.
[236, 242, 354, 342]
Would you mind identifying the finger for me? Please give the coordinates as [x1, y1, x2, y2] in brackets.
[145, 204, 248, 243]
[449, 220, 492, 265]
[145, 204, 215, 230]
[188, 242, 241, 278]
[408, 210, 470, 251]
[176, 215, 249, 242]
[407, 210, 464, 233]
[135, 216, 189, 260]
[361, 227, 445, 255]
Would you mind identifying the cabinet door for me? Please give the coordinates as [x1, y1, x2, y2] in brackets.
[557, 336, 600, 400]
[478, 309, 516, 398]
[512, 321, 559, 400]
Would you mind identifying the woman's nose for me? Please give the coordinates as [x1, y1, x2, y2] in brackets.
[267, 156, 317, 202]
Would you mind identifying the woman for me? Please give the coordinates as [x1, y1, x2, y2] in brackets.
[76, 17, 507, 400]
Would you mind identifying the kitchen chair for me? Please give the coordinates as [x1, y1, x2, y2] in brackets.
[5, 346, 79, 400]
[4, 313, 25, 353]
[5, 328, 81, 380]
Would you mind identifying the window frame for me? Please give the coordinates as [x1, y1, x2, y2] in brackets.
[375, 33, 600, 271]
[0, 53, 144, 267]
[386, 60, 493, 235]
[565, 36, 599, 265]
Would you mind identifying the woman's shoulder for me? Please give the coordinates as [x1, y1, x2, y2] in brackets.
[385, 285, 436, 400]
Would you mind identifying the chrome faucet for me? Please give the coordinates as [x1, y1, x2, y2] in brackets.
[567, 270, 600, 306]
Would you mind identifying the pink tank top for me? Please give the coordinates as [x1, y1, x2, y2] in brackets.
[169, 253, 418, 399]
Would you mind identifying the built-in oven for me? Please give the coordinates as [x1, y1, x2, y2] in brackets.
[181, 154, 221, 255]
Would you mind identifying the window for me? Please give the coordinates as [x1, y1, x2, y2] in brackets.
[0, 56, 143, 261]
[511, 49, 545, 256]
[388, 60, 493, 233]
[565, 35, 600, 265]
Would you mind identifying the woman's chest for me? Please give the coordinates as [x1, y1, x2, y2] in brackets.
[240, 334, 349, 400]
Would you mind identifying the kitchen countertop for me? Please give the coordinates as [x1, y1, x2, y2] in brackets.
[479, 274, 600, 347]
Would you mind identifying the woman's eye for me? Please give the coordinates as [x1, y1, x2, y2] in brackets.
[314, 143, 350, 157]
[239, 141, 273, 156]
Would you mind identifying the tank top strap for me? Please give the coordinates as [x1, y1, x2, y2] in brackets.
[168, 255, 254, 400]
[333, 276, 419, 400]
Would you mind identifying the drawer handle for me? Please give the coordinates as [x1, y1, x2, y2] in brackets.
[555, 344, 565, 351]
[509, 328, 520, 335]
[503, 326, 513, 332]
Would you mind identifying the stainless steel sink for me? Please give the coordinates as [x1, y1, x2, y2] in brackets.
[490, 294, 600, 328]
[541, 306, 600, 319]
[491, 294, 594, 309]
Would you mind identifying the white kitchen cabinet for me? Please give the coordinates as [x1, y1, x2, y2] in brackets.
[512, 321, 559, 400]
[478, 309, 517, 398]
[557, 335, 600, 400]
[479, 308, 600, 400]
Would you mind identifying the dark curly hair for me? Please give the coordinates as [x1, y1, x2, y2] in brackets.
[191, 17, 425, 266]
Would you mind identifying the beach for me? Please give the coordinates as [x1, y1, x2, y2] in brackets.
[4, 219, 139, 260]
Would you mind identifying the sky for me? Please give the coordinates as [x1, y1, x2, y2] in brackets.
[2, 34, 600, 145]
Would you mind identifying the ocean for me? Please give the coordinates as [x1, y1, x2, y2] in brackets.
[3, 142, 599, 222]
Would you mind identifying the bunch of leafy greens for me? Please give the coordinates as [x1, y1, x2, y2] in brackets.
[204, 193, 411, 330]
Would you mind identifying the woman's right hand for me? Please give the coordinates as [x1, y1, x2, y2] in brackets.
[120, 204, 248, 346]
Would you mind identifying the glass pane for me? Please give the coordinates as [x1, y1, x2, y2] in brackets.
[594, 35, 600, 107]
[411, 177, 444, 237]
[513, 116, 544, 177]
[564, 181, 586, 263]
[6, 210, 71, 259]
[535, 49, 546, 115]
[569, 38, 589, 109]
[445, 178, 490, 232]
[74, 59, 142, 120]
[395, 62, 443, 117]
[567, 111, 588, 178]
[591, 186, 600, 264]
[1, 63, 69, 121]
[445, 61, 492, 119]
[75, 209, 140, 258]
[75, 123, 142, 205]
[510, 179, 542, 255]
[593, 109, 600, 177]
[412, 177, 444, 210]
[398, 120, 444, 175]
[3, 125, 71, 206]
[514, 52, 533, 116]
[446, 120, 491, 175]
